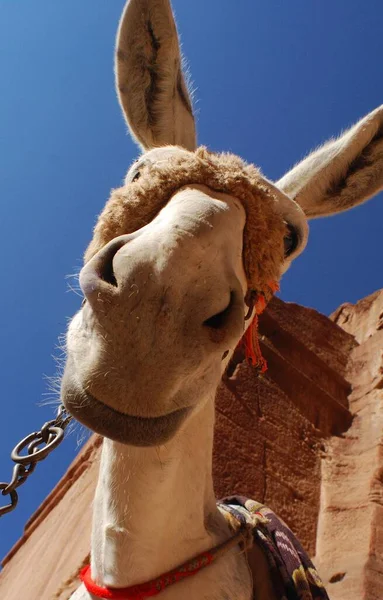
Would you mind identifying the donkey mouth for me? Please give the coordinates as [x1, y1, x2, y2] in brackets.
[62, 383, 191, 446]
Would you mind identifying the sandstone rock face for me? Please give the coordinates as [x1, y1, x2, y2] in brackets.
[0, 293, 381, 600]
[315, 291, 383, 600]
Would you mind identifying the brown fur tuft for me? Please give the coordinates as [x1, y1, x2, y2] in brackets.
[85, 147, 286, 298]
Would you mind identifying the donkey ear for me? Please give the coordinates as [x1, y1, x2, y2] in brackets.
[115, 0, 196, 151]
[277, 106, 383, 218]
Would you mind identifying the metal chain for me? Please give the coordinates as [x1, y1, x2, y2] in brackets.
[0, 405, 72, 518]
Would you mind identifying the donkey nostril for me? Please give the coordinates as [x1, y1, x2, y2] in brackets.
[92, 237, 128, 289]
[203, 292, 235, 330]
[80, 237, 129, 301]
[99, 260, 117, 287]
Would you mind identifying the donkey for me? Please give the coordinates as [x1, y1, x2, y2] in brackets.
[62, 1, 383, 598]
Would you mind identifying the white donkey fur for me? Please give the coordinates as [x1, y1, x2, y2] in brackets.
[64, 1, 383, 598]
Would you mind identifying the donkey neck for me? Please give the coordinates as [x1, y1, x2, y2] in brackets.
[90, 396, 230, 590]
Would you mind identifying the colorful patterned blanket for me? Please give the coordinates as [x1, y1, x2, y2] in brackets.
[218, 496, 329, 600]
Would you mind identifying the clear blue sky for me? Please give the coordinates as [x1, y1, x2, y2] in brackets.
[0, 0, 382, 563]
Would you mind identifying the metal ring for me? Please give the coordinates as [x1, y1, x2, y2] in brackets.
[0, 483, 18, 516]
[1, 463, 33, 495]
[11, 427, 64, 465]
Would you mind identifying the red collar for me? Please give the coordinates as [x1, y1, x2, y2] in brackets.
[80, 527, 249, 600]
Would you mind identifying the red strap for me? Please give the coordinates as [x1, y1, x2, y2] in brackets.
[80, 552, 214, 600]
[80, 566, 159, 599]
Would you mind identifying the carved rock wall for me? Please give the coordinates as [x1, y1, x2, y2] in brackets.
[0, 293, 381, 599]
[214, 297, 355, 556]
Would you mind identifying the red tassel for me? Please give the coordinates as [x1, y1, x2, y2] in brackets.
[241, 280, 279, 373]
[243, 315, 268, 373]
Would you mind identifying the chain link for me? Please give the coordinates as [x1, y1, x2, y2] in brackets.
[0, 405, 72, 518]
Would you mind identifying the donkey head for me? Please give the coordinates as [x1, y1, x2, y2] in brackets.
[61, 0, 383, 446]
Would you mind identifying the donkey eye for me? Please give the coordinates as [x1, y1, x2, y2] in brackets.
[127, 161, 145, 183]
[131, 170, 141, 182]
[284, 223, 299, 257]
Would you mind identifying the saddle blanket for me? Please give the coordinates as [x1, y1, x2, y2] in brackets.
[218, 496, 329, 600]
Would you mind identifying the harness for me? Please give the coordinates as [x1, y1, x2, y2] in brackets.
[80, 496, 329, 600]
